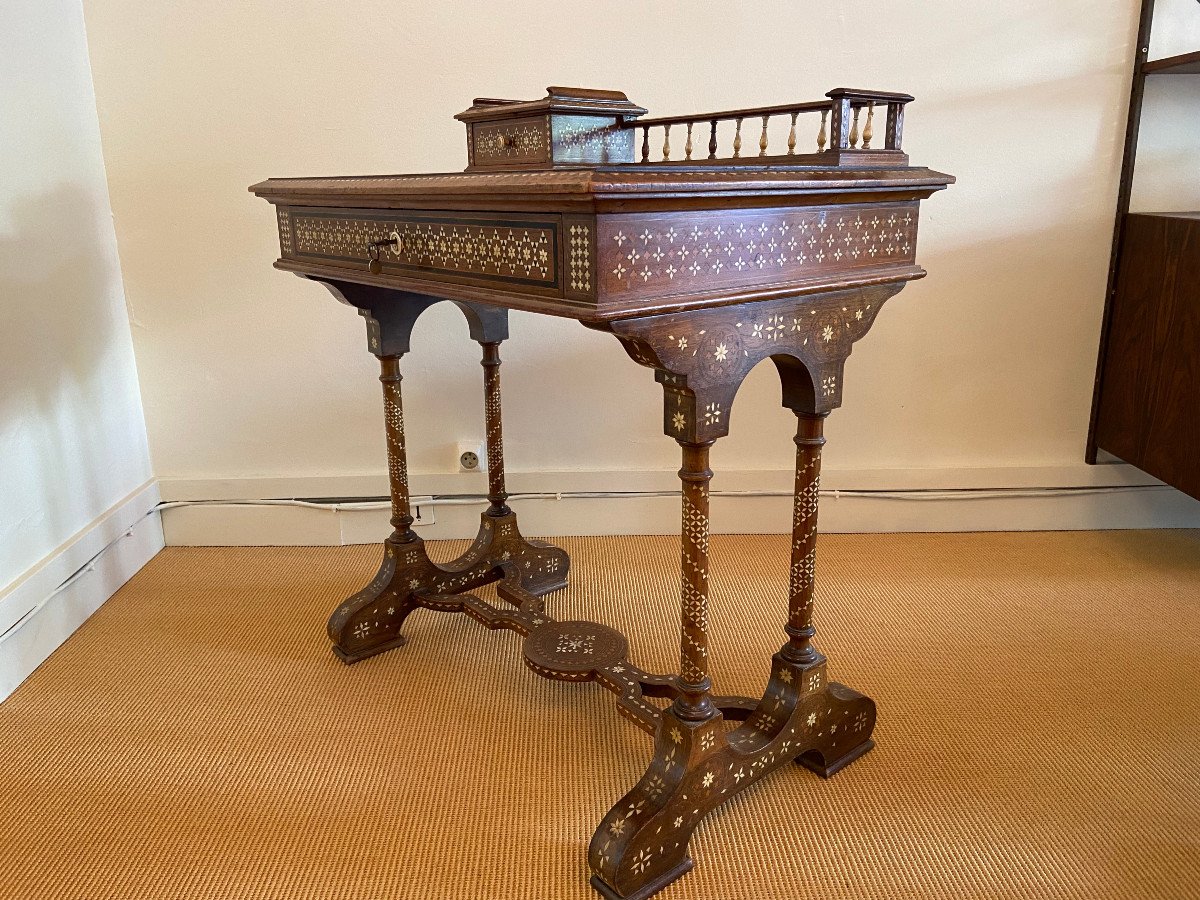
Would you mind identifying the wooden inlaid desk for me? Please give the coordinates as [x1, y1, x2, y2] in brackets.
[251, 86, 952, 900]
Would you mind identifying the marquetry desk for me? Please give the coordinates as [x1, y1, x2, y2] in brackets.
[251, 86, 952, 900]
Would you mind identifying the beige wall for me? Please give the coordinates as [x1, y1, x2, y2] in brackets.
[77, 2, 1200, 508]
[0, 0, 153, 591]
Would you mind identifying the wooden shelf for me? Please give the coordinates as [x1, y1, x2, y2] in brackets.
[1143, 50, 1200, 74]
[1141, 210, 1200, 219]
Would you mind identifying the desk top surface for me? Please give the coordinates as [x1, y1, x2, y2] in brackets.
[251, 165, 951, 206]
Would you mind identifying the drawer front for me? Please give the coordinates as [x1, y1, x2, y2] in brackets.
[280, 208, 561, 291]
[469, 115, 551, 168]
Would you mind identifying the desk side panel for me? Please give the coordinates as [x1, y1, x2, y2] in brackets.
[594, 202, 919, 316]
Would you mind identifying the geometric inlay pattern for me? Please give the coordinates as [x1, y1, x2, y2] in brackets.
[551, 117, 633, 160]
[290, 215, 557, 283]
[277, 207, 293, 255]
[569, 224, 592, 293]
[473, 119, 549, 162]
[601, 204, 917, 298]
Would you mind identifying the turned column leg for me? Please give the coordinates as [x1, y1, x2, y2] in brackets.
[773, 410, 877, 778]
[480, 341, 511, 517]
[781, 412, 826, 666]
[380, 354, 418, 543]
[471, 337, 569, 597]
[326, 352, 428, 661]
[675, 441, 717, 722]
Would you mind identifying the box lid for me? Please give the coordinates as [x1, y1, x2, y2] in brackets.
[455, 86, 646, 123]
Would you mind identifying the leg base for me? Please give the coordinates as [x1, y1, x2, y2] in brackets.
[331, 634, 408, 665]
[329, 511, 569, 662]
[589, 661, 876, 899]
[519, 539, 570, 597]
[590, 859, 694, 900]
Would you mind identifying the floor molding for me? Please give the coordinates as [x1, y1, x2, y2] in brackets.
[157, 466, 1200, 545]
[0, 481, 164, 700]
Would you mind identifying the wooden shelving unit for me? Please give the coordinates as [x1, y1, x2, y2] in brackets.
[1086, 0, 1200, 501]
[1142, 49, 1200, 74]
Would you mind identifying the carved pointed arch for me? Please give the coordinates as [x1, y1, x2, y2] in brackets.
[600, 283, 901, 440]
[311, 278, 508, 356]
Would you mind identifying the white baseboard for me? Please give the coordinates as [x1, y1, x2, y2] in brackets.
[157, 464, 1200, 545]
[0, 481, 164, 700]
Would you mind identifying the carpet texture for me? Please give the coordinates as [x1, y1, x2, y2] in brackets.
[1, 531, 1198, 900]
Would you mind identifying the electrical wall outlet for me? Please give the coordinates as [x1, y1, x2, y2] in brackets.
[456, 440, 487, 473]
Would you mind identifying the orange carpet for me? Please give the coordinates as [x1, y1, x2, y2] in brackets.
[1, 531, 1198, 899]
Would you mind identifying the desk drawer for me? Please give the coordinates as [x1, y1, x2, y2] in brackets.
[469, 116, 551, 169]
[278, 207, 562, 293]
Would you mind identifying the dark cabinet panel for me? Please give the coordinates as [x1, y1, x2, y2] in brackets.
[1095, 212, 1200, 499]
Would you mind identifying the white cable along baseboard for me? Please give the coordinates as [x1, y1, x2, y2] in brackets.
[0, 481, 164, 700]
[2, 468, 1194, 699]
[158, 464, 1200, 545]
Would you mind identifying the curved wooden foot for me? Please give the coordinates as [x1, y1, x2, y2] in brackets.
[328, 511, 569, 663]
[590, 861, 694, 900]
[589, 653, 875, 899]
[588, 708, 711, 900]
[793, 679, 877, 778]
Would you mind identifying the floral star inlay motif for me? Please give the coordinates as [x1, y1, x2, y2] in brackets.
[598, 207, 916, 292]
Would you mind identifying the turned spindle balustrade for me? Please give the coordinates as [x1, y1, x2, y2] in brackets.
[251, 83, 951, 900]
[448, 85, 911, 172]
[626, 88, 910, 164]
